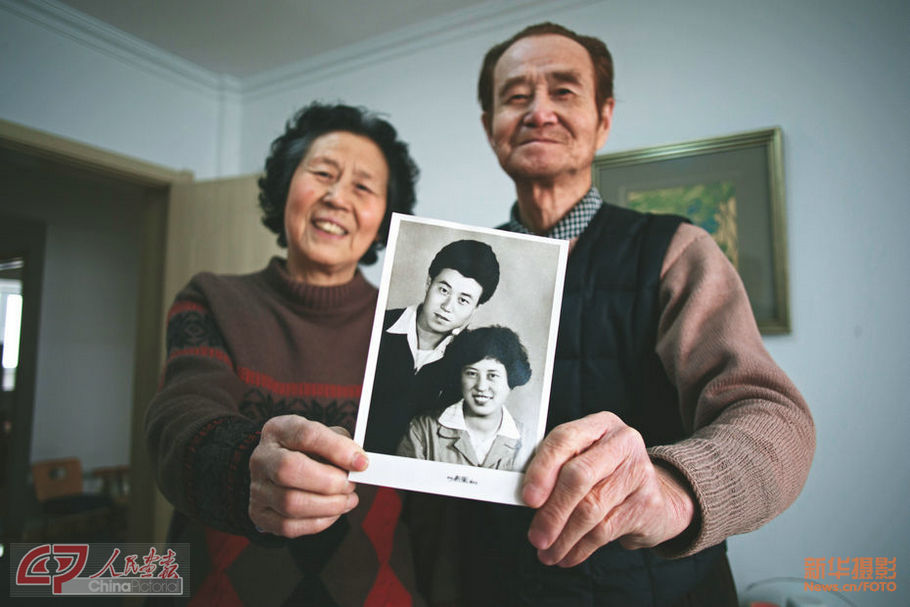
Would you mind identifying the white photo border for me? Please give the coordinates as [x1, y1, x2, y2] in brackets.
[351, 214, 568, 505]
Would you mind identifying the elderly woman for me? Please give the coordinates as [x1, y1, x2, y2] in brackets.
[146, 102, 422, 606]
[397, 326, 532, 471]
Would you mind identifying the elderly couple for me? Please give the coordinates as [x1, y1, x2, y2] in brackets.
[146, 21, 814, 607]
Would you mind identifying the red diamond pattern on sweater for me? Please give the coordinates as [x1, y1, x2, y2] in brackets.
[189, 528, 250, 606]
[362, 487, 411, 606]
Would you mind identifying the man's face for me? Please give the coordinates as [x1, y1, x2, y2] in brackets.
[461, 357, 511, 420]
[482, 34, 613, 182]
[417, 268, 483, 337]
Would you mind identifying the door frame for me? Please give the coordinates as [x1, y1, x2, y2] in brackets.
[0, 118, 192, 542]
[0, 215, 45, 543]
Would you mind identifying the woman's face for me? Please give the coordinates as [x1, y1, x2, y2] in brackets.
[461, 357, 511, 419]
[284, 131, 388, 285]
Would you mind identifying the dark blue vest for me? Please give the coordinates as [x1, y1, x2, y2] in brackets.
[456, 204, 727, 606]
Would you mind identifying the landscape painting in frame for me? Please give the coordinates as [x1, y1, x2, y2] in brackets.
[626, 181, 739, 268]
[594, 128, 790, 333]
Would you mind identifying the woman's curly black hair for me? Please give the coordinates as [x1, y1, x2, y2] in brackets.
[258, 101, 419, 265]
[446, 325, 532, 389]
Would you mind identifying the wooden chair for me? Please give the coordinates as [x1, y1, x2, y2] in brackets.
[25, 457, 122, 541]
[32, 457, 85, 502]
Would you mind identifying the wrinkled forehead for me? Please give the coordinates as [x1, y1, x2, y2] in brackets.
[493, 33, 595, 89]
[302, 131, 389, 182]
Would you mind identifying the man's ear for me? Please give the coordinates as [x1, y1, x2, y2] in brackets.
[481, 112, 493, 140]
[596, 98, 615, 149]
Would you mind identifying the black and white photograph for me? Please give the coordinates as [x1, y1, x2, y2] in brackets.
[351, 214, 568, 504]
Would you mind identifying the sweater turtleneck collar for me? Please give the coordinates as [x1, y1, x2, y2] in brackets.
[262, 256, 377, 311]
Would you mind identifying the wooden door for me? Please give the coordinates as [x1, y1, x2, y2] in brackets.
[162, 174, 283, 304]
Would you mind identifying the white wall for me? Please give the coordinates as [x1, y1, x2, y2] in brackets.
[240, 1, 910, 603]
[2, 0, 908, 601]
[0, 0, 238, 179]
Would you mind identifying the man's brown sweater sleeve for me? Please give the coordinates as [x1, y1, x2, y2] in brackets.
[648, 223, 815, 557]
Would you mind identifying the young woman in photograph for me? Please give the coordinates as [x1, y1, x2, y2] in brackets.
[397, 325, 532, 471]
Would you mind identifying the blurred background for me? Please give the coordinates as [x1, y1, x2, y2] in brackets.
[1, 1, 907, 605]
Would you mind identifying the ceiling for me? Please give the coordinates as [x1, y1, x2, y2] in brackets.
[55, 0, 491, 78]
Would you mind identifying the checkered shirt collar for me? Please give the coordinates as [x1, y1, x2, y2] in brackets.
[503, 186, 604, 240]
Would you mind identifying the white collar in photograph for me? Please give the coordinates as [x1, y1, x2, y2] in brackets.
[438, 400, 521, 440]
[386, 304, 460, 372]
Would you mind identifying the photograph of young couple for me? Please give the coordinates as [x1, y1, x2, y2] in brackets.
[361, 219, 565, 477]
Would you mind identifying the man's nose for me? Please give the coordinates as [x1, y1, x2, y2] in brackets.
[523, 93, 557, 127]
[440, 295, 453, 311]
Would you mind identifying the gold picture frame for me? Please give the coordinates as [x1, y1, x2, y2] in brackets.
[593, 128, 790, 334]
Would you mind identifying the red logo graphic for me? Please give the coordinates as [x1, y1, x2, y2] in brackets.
[16, 544, 89, 594]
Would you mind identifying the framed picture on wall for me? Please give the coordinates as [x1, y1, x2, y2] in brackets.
[351, 214, 568, 505]
[593, 127, 790, 334]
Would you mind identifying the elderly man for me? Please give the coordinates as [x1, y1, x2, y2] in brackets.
[364, 238, 500, 455]
[449, 22, 815, 605]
